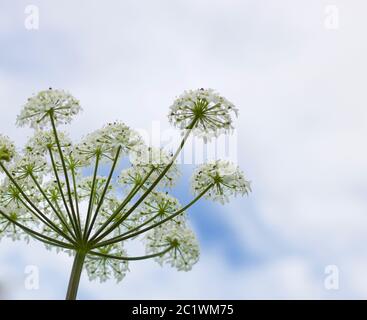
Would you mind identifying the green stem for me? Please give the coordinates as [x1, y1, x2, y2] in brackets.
[91, 120, 197, 245]
[71, 167, 81, 229]
[30, 173, 76, 242]
[83, 153, 100, 240]
[85, 146, 121, 241]
[17, 195, 76, 244]
[0, 162, 74, 241]
[48, 148, 80, 239]
[89, 245, 174, 261]
[49, 114, 81, 237]
[115, 211, 162, 239]
[93, 184, 212, 249]
[66, 251, 86, 300]
[89, 169, 154, 242]
[0, 209, 74, 249]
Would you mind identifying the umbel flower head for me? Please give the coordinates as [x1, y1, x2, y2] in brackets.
[0, 134, 16, 163]
[192, 160, 251, 204]
[16, 88, 82, 129]
[0, 202, 35, 241]
[75, 121, 142, 165]
[0, 88, 250, 300]
[24, 130, 72, 156]
[145, 220, 199, 271]
[168, 88, 238, 140]
[85, 242, 129, 283]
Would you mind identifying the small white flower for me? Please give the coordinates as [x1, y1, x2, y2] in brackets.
[9, 155, 50, 182]
[139, 192, 186, 224]
[118, 165, 179, 192]
[0, 182, 20, 206]
[42, 215, 73, 249]
[128, 146, 180, 188]
[0, 88, 251, 294]
[192, 160, 251, 204]
[17, 88, 82, 129]
[0, 134, 16, 163]
[75, 121, 142, 164]
[130, 145, 171, 167]
[97, 195, 139, 235]
[43, 179, 66, 204]
[84, 243, 129, 283]
[24, 130, 72, 157]
[168, 88, 238, 141]
[118, 166, 150, 189]
[0, 179, 40, 207]
[0, 202, 35, 241]
[9, 155, 49, 182]
[74, 131, 106, 165]
[145, 220, 199, 271]
[77, 176, 114, 205]
[96, 122, 142, 155]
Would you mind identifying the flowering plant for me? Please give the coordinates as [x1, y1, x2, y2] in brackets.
[0, 88, 250, 299]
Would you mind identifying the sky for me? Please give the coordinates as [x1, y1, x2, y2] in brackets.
[0, 0, 367, 299]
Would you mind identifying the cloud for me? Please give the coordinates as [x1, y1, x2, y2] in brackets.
[1, 0, 367, 299]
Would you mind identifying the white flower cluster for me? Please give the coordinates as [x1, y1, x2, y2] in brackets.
[75, 122, 142, 164]
[9, 155, 48, 182]
[84, 243, 129, 283]
[168, 88, 238, 140]
[17, 89, 82, 128]
[43, 180, 65, 204]
[139, 192, 185, 224]
[96, 122, 142, 155]
[0, 134, 16, 163]
[42, 217, 72, 251]
[0, 202, 35, 241]
[0, 179, 39, 207]
[192, 160, 251, 204]
[120, 146, 180, 190]
[77, 176, 114, 205]
[24, 130, 72, 157]
[145, 220, 199, 271]
[97, 196, 142, 236]
[0, 88, 251, 292]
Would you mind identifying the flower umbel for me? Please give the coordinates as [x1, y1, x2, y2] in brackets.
[0, 88, 250, 300]
[0, 134, 16, 163]
[145, 220, 199, 271]
[192, 160, 251, 204]
[168, 88, 238, 140]
[16, 88, 82, 128]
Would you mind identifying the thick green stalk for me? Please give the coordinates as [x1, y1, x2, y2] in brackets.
[66, 251, 86, 300]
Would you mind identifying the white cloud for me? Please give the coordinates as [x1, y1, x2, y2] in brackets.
[1, 0, 367, 299]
